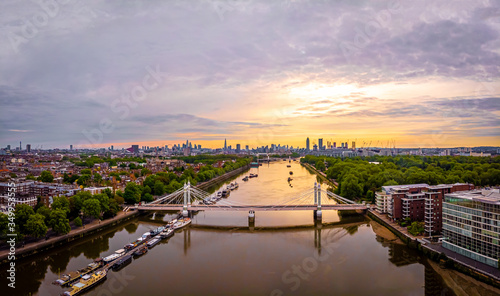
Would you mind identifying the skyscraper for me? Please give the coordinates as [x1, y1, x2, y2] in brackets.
[26, 144, 31, 152]
[352, 141, 356, 149]
[224, 139, 227, 151]
[318, 138, 323, 150]
[236, 144, 241, 153]
[306, 137, 310, 150]
[70, 144, 73, 150]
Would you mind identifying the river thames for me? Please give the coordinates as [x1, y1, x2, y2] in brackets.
[2, 161, 499, 295]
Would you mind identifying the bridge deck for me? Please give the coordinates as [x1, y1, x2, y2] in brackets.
[137, 204, 367, 211]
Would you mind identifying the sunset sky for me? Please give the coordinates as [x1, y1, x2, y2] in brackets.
[0, 0, 499, 149]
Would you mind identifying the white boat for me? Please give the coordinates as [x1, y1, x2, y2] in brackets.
[160, 227, 175, 239]
[173, 218, 192, 230]
[147, 237, 160, 248]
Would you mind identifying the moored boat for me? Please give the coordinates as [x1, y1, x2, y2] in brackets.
[62, 270, 107, 296]
[242, 176, 249, 181]
[160, 227, 175, 239]
[112, 254, 132, 271]
[173, 217, 192, 230]
[133, 245, 148, 257]
[147, 237, 160, 248]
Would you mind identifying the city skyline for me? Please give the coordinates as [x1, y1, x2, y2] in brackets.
[1, 1, 499, 149]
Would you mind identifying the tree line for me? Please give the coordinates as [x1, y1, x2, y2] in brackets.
[301, 155, 500, 201]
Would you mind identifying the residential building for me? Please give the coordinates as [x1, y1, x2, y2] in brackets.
[376, 183, 474, 235]
[442, 189, 500, 268]
[84, 186, 113, 195]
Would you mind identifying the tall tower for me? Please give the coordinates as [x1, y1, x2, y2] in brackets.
[20, 141, 22, 151]
[224, 139, 227, 151]
[318, 138, 323, 150]
[306, 137, 310, 150]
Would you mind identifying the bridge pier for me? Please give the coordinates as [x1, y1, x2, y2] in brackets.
[315, 183, 322, 221]
[248, 210, 255, 228]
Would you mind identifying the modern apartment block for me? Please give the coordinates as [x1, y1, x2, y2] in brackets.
[376, 183, 474, 236]
[442, 189, 500, 268]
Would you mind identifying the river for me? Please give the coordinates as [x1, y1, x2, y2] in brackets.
[2, 161, 498, 295]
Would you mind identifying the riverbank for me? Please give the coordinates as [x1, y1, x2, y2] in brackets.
[0, 164, 250, 265]
[301, 162, 337, 188]
[368, 209, 500, 288]
[301, 162, 500, 288]
[0, 209, 140, 265]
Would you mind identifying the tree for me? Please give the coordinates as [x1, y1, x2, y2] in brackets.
[25, 214, 48, 238]
[82, 199, 101, 219]
[38, 170, 54, 183]
[104, 198, 120, 219]
[340, 174, 363, 200]
[93, 173, 102, 186]
[142, 193, 153, 202]
[407, 221, 425, 236]
[124, 182, 141, 204]
[154, 180, 165, 196]
[93, 194, 110, 214]
[51, 196, 70, 213]
[74, 217, 83, 227]
[366, 190, 375, 203]
[80, 169, 92, 175]
[103, 188, 114, 199]
[48, 209, 71, 234]
[315, 160, 326, 171]
[0, 213, 8, 237]
[77, 174, 91, 186]
[15, 204, 35, 233]
[36, 205, 52, 225]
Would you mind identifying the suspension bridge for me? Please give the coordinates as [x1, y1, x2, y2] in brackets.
[137, 182, 367, 220]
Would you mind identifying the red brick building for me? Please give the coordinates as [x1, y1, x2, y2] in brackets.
[376, 183, 475, 236]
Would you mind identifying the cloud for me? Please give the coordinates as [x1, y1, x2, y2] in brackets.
[0, 0, 499, 147]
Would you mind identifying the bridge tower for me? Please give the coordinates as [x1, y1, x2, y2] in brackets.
[316, 183, 322, 220]
[314, 182, 317, 205]
[183, 182, 189, 217]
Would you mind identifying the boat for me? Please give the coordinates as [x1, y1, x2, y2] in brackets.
[102, 249, 125, 263]
[160, 227, 175, 239]
[289, 171, 293, 175]
[62, 270, 107, 296]
[53, 271, 83, 287]
[233, 182, 239, 189]
[167, 219, 177, 227]
[242, 176, 249, 181]
[147, 237, 160, 248]
[173, 218, 192, 230]
[287, 164, 291, 168]
[112, 254, 132, 271]
[227, 183, 234, 190]
[133, 245, 148, 257]
[221, 189, 230, 198]
[249, 173, 258, 178]
[141, 232, 151, 240]
[149, 226, 165, 237]
[217, 191, 222, 197]
[288, 177, 293, 182]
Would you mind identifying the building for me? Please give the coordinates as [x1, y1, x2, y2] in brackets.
[70, 144, 73, 150]
[306, 138, 310, 151]
[236, 144, 241, 153]
[442, 189, 500, 268]
[26, 144, 31, 152]
[84, 186, 113, 195]
[376, 183, 475, 235]
[318, 138, 323, 150]
[0, 181, 37, 208]
[352, 141, 355, 149]
[224, 139, 227, 151]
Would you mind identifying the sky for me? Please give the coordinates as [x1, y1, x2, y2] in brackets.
[0, 0, 499, 150]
